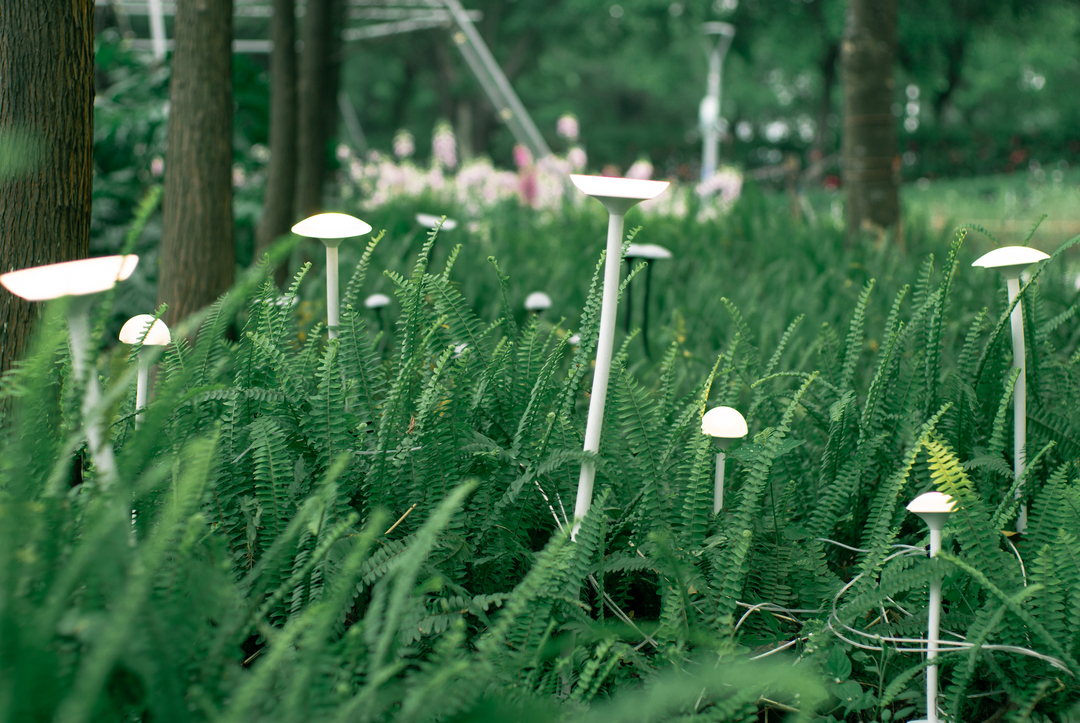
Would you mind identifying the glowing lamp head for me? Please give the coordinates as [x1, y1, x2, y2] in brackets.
[416, 213, 458, 231]
[291, 213, 372, 248]
[524, 291, 552, 311]
[972, 246, 1050, 279]
[701, 406, 748, 449]
[625, 243, 672, 261]
[119, 314, 171, 347]
[0, 255, 139, 301]
[365, 293, 391, 309]
[907, 491, 956, 531]
[569, 174, 670, 215]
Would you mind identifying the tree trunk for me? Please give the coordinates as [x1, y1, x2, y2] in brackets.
[841, 0, 899, 239]
[814, 42, 839, 157]
[157, 0, 235, 327]
[0, 1, 95, 378]
[255, 0, 298, 286]
[295, 0, 337, 218]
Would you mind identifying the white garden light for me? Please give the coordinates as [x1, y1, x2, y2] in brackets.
[524, 291, 552, 313]
[624, 243, 672, 356]
[569, 174, 670, 537]
[416, 213, 458, 231]
[972, 245, 1049, 533]
[1, 255, 140, 484]
[119, 314, 171, 428]
[701, 406, 748, 513]
[292, 212, 372, 339]
[906, 491, 956, 723]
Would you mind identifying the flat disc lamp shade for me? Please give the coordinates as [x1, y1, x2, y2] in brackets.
[525, 291, 552, 311]
[365, 293, 391, 309]
[0, 255, 139, 301]
[119, 314, 171, 346]
[416, 213, 457, 230]
[701, 406, 748, 448]
[569, 174, 670, 215]
[972, 246, 1049, 277]
[291, 213, 372, 247]
[906, 491, 956, 530]
[625, 244, 672, 260]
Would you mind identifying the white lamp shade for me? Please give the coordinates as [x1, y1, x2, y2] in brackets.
[569, 174, 670, 215]
[972, 246, 1049, 278]
[416, 213, 458, 231]
[0, 255, 139, 301]
[701, 406, 748, 439]
[365, 293, 391, 309]
[119, 314, 171, 346]
[625, 243, 672, 260]
[291, 213, 372, 240]
[524, 291, 552, 311]
[907, 491, 956, 530]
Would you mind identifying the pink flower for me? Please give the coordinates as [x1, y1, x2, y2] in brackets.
[556, 113, 579, 142]
[432, 122, 457, 169]
[513, 144, 533, 169]
[567, 146, 587, 171]
[150, 156, 164, 178]
[626, 158, 654, 180]
[393, 130, 415, 159]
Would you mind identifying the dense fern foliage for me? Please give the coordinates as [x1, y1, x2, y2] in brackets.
[4, 204, 1080, 722]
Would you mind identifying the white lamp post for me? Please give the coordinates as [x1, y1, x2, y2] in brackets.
[972, 246, 1050, 533]
[906, 491, 956, 723]
[0, 255, 139, 484]
[118, 314, 171, 428]
[700, 22, 735, 182]
[624, 243, 672, 356]
[525, 291, 552, 314]
[568, 174, 670, 537]
[292, 212, 372, 339]
[701, 406, 748, 513]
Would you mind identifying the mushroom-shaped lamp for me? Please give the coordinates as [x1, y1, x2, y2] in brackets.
[119, 314, 171, 428]
[365, 293, 391, 309]
[291, 213, 372, 339]
[416, 213, 458, 231]
[0, 255, 140, 484]
[568, 175, 670, 539]
[906, 491, 956, 723]
[972, 246, 1049, 533]
[525, 291, 552, 313]
[701, 406, 748, 513]
[623, 243, 673, 354]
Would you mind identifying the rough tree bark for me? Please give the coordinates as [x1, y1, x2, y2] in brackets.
[157, 0, 235, 327]
[0, 1, 95, 377]
[841, 0, 900, 239]
[254, 0, 298, 285]
[295, 0, 339, 219]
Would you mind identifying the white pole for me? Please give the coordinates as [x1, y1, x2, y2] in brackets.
[67, 305, 117, 484]
[1006, 276, 1027, 533]
[326, 244, 340, 339]
[713, 451, 726, 514]
[148, 0, 167, 61]
[701, 49, 721, 182]
[135, 353, 150, 428]
[926, 525, 943, 723]
[572, 211, 625, 537]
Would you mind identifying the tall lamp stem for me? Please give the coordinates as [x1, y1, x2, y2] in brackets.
[1006, 276, 1027, 533]
[326, 244, 340, 339]
[573, 211, 625, 537]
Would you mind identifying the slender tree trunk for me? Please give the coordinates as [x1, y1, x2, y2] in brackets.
[157, 0, 235, 326]
[814, 42, 839, 157]
[255, 0, 298, 286]
[295, 0, 335, 218]
[841, 0, 899, 239]
[0, 1, 95, 378]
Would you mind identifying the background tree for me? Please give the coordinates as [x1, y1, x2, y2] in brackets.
[295, 0, 342, 218]
[0, 1, 95, 378]
[254, 0, 298, 284]
[157, 0, 235, 326]
[840, 0, 899, 237]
